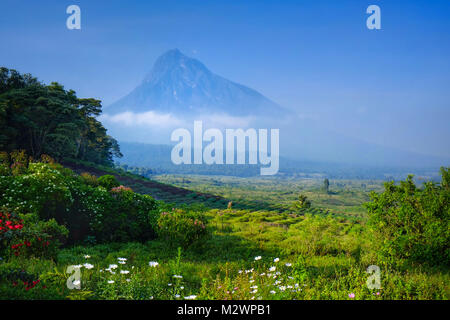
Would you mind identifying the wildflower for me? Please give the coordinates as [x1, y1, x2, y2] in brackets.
[149, 261, 159, 267]
[260, 273, 266, 276]
[126, 279, 131, 282]
[84, 255, 91, 259]
[285, 263, 292, 267]
[348, 293, 355, 299]
[108, 264, 118, 269]
[107, 280, 115, 284]
[83, 263, 94, 269]
[254, 256, 262, 261]
[279, 286, 286, 291]
[120, 270, 130, 274]
[180, 286, 184, 290]
[173, 275, 183, 279]
[270, 290, 276, 294]
[184, 295, 197, 300]
[274, 258, 280, 263]
[269, 266, 276, 272]
[175, 294, 180, 298]
[251, 289, 258, 294]
[376, 292, 380, 296]
[250, 285, 258, 289]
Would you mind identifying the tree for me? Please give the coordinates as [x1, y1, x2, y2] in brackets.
[323, 178, 330, 194]
[291, 194, 311, 211]
[365, 167, 449, 266]
[0, 67, 121, 165]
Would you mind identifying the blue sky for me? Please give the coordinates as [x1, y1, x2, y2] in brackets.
[0, 0, 449, 158]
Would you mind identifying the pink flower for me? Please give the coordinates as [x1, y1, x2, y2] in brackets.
[348, 293, 355, 299]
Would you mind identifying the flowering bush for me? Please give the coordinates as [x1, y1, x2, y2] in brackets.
[0, 154, 158, 244]
[157, 208, 208, 247]
[0, 211, 68, 260]
[12, 214, 68, 259]
[0, 267, 42, 291]
[111, 185, 132, 193]
[0, 210, 24, 256]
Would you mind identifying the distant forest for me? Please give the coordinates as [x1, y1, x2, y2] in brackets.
[0, 68, 121, 165]
[116, 142, 443, 181]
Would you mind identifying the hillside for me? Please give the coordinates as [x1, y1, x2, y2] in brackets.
[106, 49, 289, 118]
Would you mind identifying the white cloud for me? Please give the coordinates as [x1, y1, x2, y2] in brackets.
[100, 110, 255, 130]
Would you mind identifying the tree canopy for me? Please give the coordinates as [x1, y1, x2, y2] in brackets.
[0, 67, 121, 165]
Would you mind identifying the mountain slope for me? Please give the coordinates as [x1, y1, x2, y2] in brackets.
[106, 49, 288, 117]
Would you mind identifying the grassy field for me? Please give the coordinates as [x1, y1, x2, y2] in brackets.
[2, 207, 447, 300]
[152, 174, 385, 219]
[1, 165, 448, 300]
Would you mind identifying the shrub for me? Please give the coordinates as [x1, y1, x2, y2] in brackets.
[80, 172, 98, 187]
[0, 211, 68, 260]
[97, 175, 119, 190]
[0, 210, 24, 256]
[291, 194, 311, 211]
[365, 168, 449, 267]
[92, 187, 158, 242]
[157, 208, 208, 248]
[10, 214, 68, 260]
[0, 155, 159, 244]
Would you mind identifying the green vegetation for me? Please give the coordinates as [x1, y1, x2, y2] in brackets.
[151, 174, 384, 219]
[0, 152, 158, 244]
[366, 169, 449, 267]
[0, 152, 448, 300]
[0, 70, 447, 300]
[0, 68, 121, 166]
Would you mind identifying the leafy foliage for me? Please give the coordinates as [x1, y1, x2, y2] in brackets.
[0, 152, 158, 244]
[157, 208, 208, 248]
[365, 168, 449, 266]
[0, 67, 121, 166]
[291, 194, 311, 211]
[97, 174, 119, 190]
